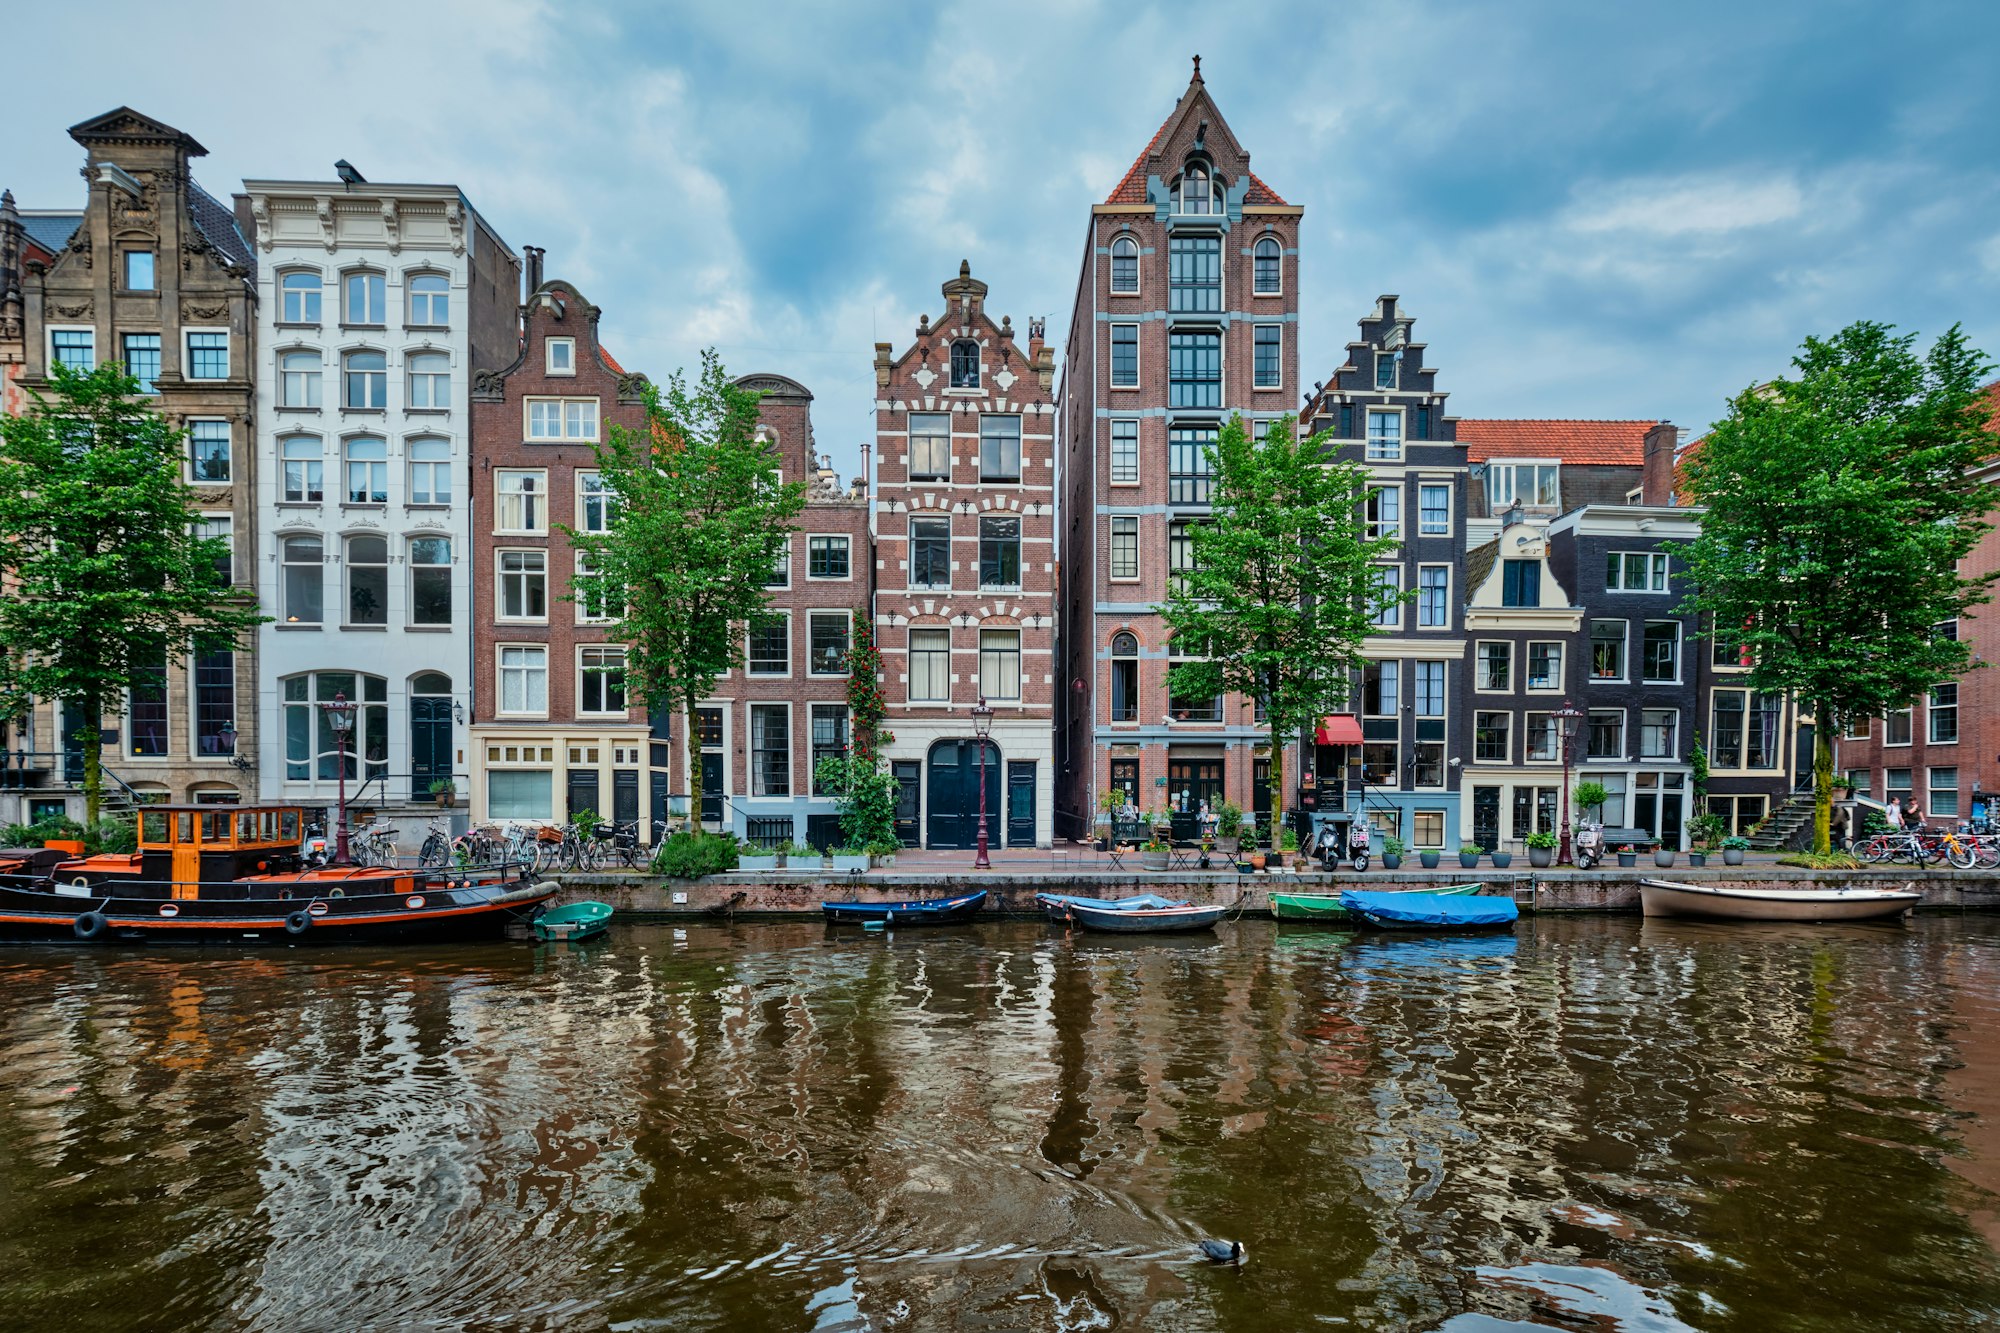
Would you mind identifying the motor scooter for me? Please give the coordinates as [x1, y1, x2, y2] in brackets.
[1573, 819, 1603, 870]
[300, 820, 330, 868]
[1303, 820, 1341, 872]
[1347, 821, 1372, 873]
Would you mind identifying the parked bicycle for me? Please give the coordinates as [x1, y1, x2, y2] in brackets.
[417, 815, 455, 869]
[350, 820, 400, 867]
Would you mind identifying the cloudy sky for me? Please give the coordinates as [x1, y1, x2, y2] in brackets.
[8, 1, 1998, 476]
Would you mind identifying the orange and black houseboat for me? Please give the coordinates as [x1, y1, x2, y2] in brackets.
[0, 805, 556, 945]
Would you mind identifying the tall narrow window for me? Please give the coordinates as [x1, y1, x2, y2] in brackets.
[188, 420, 231, 483]
[128, 646, 169, 756]
[123, 250, 156, 291]
[748, 616, 790, 675]
[409, 536, 451, 625]
[1110, 323, 1139, 388]
[908, 413, 950, 480]
[1590, 621, 1627, 680]
[344, 271, 386, 324]
[979, 630, 1021, 701]
[1168, 331, 1221, 408]
[980, 415, 1021, 482]
[1110, 631, 1138, 722]
[1365, 409, 1401, 461]
[282, 536, 323, 624]
[808, 612, 850, 676]
[1376, 353, 1397, 390]
[497, 471, 544, 532]
[1177, 164, 1213, 215]
[281, 436, 323, 502]
[811, 705, 850, 791]
[1369, 566, 1401, 628]
[1110, 419, 1139, 483]
[1366, 486, 1400, 540]
[1419, 483, 1450, 535]
[346, 535, 388, 625]
[950, 340, 979, 389]
[1254, 237, 1281, 294]
[1930, 683, 1959, 744]
[498, 646, 548, 715]
[344, 436, 387, 503]
[1528, 642, 1563, 691]
[1254, 324, 1281, 388]
[578, 647, 627, 715]
[1169, 425, 1216, 503]
[187, 332, 228, 380]
[910, 517, 951, 589]
[282, 271, 322, 323]
[573, 551, 620, 624]
[1501, 559, 1541, 608]
[1642, 621, 1680, 681]
[408, 437, 450, 504]
[407, 352, 450, 408]
[1477, 642, 1511, 691]
[497, 550, 547, 621]
[980, 515, 1021, 588]
[343, 350, 386, 408]
[1475, 712, 1511, 763]
[579, 471, 617, 531]
[195, 514, 232, 585]
[1587, 709, 1625, 759]
[1109, 515, 1139, 580]
[1110, 236, 1139, 293]
[123, 334, 160, 393]
[909, 629, 951, 702]
[281, 350, 322, 407]
[194, 650, 234, 759]
[1640, 709, 1678, 758]
[1168, 236, 1222, 312]
[407, 273, 450, 325]
[750, 705, 790, 796]
[1169, 519, 1201, 593]
[1413, 661, 1446, 717]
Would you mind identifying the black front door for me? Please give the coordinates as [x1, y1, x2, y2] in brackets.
[613, 769, 639, 825]
[1472, 786, 1501, 851]
[1170, 758, 1225, 842]
[700, 753, 724, 827]
[926, 739, 1000, 849]
[410, 695, 452, 801]
[893, 761, 922, 847]
[567, 769, 600, 823]
[1006, 761, 1036, 848]
[61, 701, 88, 783]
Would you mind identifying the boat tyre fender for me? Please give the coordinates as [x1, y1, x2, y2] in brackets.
[73, 911, 109, 941]
[284, 910, 313, 936]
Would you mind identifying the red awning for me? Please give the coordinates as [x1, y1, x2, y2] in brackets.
[1315, 714, 1363, 746]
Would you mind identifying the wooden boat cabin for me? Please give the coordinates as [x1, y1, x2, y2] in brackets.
[49, 805, 311, 892]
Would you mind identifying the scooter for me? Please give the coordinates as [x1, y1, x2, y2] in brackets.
[1303, 820, 1342, 872]
[1347, 821, 1373, 873]
[299, 820, 330, 869]
[1573, 819, 1603, 870]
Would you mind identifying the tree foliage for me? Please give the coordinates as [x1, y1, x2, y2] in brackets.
[0, 363, 266, 820]
[568, 351, 806, 820]
[1680, 320, 1998, 852]
[1158, 414, 1402, 837]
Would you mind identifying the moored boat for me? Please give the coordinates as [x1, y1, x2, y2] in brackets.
[822, 889, 987, 926]
[0, 805, 556, 945]
[1338, 889, 1518, 933]
[533, 900, 614, 942]
[1270, 884, 1481, 922]
[1058, 899, 1235, 933]
[1035, 891, 1189, 921]
[1639, 878, 1920, 922]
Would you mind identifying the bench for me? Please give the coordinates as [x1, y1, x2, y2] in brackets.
[1594, 827, 1659, 851]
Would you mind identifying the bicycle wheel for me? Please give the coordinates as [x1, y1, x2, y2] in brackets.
[418, 833, 445, 867]
[1977, 839, 2000, 870]
[1855, 836, 1888, 864]
[1948, 840, 1976, 870]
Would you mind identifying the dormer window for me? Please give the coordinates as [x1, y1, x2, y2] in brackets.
[950, 340, 980, 389]
[1177, 163, 1214, 215]
[546, 338, 575, 376]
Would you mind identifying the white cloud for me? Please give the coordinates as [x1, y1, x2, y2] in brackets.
[1562, 173, 1805, 236]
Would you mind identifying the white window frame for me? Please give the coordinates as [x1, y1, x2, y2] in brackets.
[1488, 460, 1561, 510]
[1109, 235, 1140, 295]
[1417, 482, 1451, 537]
[1884, 705, 1914, 748]
[1109, 515, 1140, 583]
[908, 413, 951, 481]
[406, 351, 451, 410]
[1366, 485, 1401, 541]
[1640, 708, 1679, 759]
[577, 645, 628, 717]
[571, 550, 617, 626]
[280, 435, 324, 504]
[279, 348, 322, 408]
[185, 417, 232, 485]
[196, 512, 233, 585]
[1365, 407, 1403, 462]
[496, 644, 549, 717]
[406, 436, 451, 506]
[1524, 711, 1559, 762]
[494, 469, 548, 535]
[577, 471, 617, 533]
[546, 337, 576, 376]
[405, 271, 451, 327]
[1590, 619, 1628, 684]
[183, 327, 230, 381]
[746, 611, 792, 678]
[909, 628, 952, 703]
[1110, 418, 1140, 486]
[807, 609, 852, 678]
[806, 533, 853, 581]
[1253, 236, 1283, 296]
[1252, 323, 1282, 390]
[1586, 707, 1627, 761]
[748, 702, 793, 798]
[1417, 564, 1451, 629]
[1473, 710, 1511, 765]
[342, 269, 387, 326]
[1527, 641, 1564, 693]
[1369, 565, 1402, 629]
[279, 270, 323, 325]
[1641, 620, 1682, 684]
[1109, 322, 1140, 390]
[979, 628, 1022, 702]
[1607, 550, 1671, 593]
[524, 396, 600, 443]
[1475, 640, 1511, 693]
[495, 548, 549, 624]
[1929, 766, 1961, 818]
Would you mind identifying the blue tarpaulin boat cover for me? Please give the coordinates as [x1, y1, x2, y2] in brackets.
[1036, 893, 1186, 912]
[1337, 890, 1519, 928]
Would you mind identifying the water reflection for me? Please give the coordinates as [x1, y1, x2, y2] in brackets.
[0, 918, 1998, 1330]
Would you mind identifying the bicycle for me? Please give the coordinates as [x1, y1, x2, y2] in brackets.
[418, 815, 454, 868]
[351, 820, 399, 867]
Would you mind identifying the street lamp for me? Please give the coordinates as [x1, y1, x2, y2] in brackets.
[217, 720, 253, 774]
[318, 691, 357, 865]
[971, 696, 994, 869]
[1553, 699, 1584, 866]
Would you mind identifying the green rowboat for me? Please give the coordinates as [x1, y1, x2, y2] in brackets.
[1270, 884, 1482, 922]
[533, 900, 613, 942]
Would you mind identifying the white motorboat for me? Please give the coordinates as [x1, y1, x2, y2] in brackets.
[1639, 878, 1920, 923]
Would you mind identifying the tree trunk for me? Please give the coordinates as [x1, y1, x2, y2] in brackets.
[1812, 700, 1833, 856]
[683, 694, 699, 837]
[80, 689, 102, 827]
[1267, 717, 1284, 851]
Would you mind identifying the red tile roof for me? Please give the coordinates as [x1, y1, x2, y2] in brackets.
[1102, 100, 1288, 206]
[1457, 419, 1663, 466]
[601, 346, 625, 375]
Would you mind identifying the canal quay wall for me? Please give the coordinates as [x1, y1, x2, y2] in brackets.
[554, 866, 2000, 917]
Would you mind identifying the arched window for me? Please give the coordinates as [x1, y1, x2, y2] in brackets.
[343, 350, 386, 408]
[281, 672, 388, 781]
[344, 435, 387, 503]
[281, 435, 322, 503]
[1178, 164, 1213, 215]
[280, 350, 322, 407]
[281, 271, 322, 324]
[407, 351, 449, 408]
[407, 273, 449, 326]
[342, 270, 385, 325]
[281, 535, 323, 624]
[1254, 237, 1281, 294]
[1110, 631, 1139, 723]
[950, 339, 980, 389]
[346, 534, 388, 626]
[1110, 236, 1139, 294]
[412, 671, 452, 695]
[409, 538, 451, 625]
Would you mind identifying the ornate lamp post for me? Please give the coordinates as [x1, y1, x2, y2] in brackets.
[971, 696, 994, 869]
[318, 691, 357, 865]
[1554, 699, 1584, 866]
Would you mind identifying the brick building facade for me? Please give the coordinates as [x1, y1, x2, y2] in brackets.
[872, 263, 1057, 849]
[1056, 63, 1302, 841]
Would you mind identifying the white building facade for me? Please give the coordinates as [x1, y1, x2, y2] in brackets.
[240, 179, 518, 821]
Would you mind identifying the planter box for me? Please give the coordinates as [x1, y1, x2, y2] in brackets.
[1653, 850, 1677, 868]
[1689, 852, 1708, 867]
[1140, 851, 1171, 871]
[1458, 853, 1481, 869]
[1616, 853, 1638, 868]
[1491, 852, 1513, 868]
[1723, 849, 1745, 866]
[1419, 852, 1441, 869]
[831, 854, 870, 873]
[738, 854, 780, 874]
[1528, 846, 1553, 868]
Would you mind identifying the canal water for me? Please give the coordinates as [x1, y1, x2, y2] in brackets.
[4, 916, 2000, 1332]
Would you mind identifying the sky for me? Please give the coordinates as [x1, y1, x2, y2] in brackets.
[7, 1, 1998, 479]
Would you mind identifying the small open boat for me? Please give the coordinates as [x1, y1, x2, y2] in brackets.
[1339, 889, 1518, 933]
[533, 900, 613, 942]
[822, 889, 987, 926]
[1271, 884, 1481, 922]
[1639, 878, 1920, 922]
[1059, 899, 1234, 934]
[1036, 891, 1189, 921]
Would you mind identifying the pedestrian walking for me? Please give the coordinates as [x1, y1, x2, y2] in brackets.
[1887, 796, 1904, 830]
[1905, 799, 1924, 831]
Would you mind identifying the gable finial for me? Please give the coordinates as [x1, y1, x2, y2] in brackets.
[1192, 54, 1202, 82]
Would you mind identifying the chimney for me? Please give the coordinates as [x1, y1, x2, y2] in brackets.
[1640, 421, 1678, 506]
[523, 245, 545, 294]
[1027, 315, 1045, 365]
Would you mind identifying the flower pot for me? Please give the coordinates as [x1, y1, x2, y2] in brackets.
[1689, 852, 1707, 867]
[1419, 851, 1441, 869]
[1723, 848, 1745, 866]
[1382, 853, 1401, 870]
[738, 854, 780, 874]
[1616, 852, 1638, 868]
[1529, 846, 1553, 868]
[434, 792, 455, 808]
[1458, 853, 1480, 869]
[831, 854, 870, 873]
[1491, 851, 1513, 868]
[1248, 852, 1267, 872]
[1653, 850, 1676, 869]
[1141, 850, 1170, 872]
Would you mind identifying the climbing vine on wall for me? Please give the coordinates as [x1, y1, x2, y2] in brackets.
[847, 617, 891, 760]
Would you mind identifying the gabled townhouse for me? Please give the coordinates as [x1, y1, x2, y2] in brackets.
[872, 262, 1057, 849]
[1055, 60, 1303, 842]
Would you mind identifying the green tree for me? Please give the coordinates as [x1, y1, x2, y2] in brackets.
[1158, 414, 1402, 841]
[0, 362, 266, 822]
[568, 351, 806, 822]
[1680, 321, 1998, 853]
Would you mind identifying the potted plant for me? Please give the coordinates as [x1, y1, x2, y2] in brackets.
[1419, 847, 1442, 870]
[1721, 836, 1749, 866]
[1094, 789, 1119, 848]
[779, 841, 817, 869]
[1491, 847, 1513, 869]
[1572, 781, 1609, 823]
[1653, 844, 1677, 868]
[1525, 831, 1558, 868]
[1458, 842, 1483, 869]
[831, 843, 871, 873]
[1615, 844, 1638, 868]
[867, 838, 901, 869]
[738, 842, 782, 874]
[1213, 800, 1244, 856]
[1688, 848, 1708, 868]
[1280, 827, 1303, 871]
[1382, 834, 1405, 871]
[1141, 834, 1171, 872]
[429, 778, 457, 809]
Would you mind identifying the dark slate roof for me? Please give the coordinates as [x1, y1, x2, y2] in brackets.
[1465, 537, 1500, 598]
[19, 212, 81, 255]
[187, 180, 253, 274]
